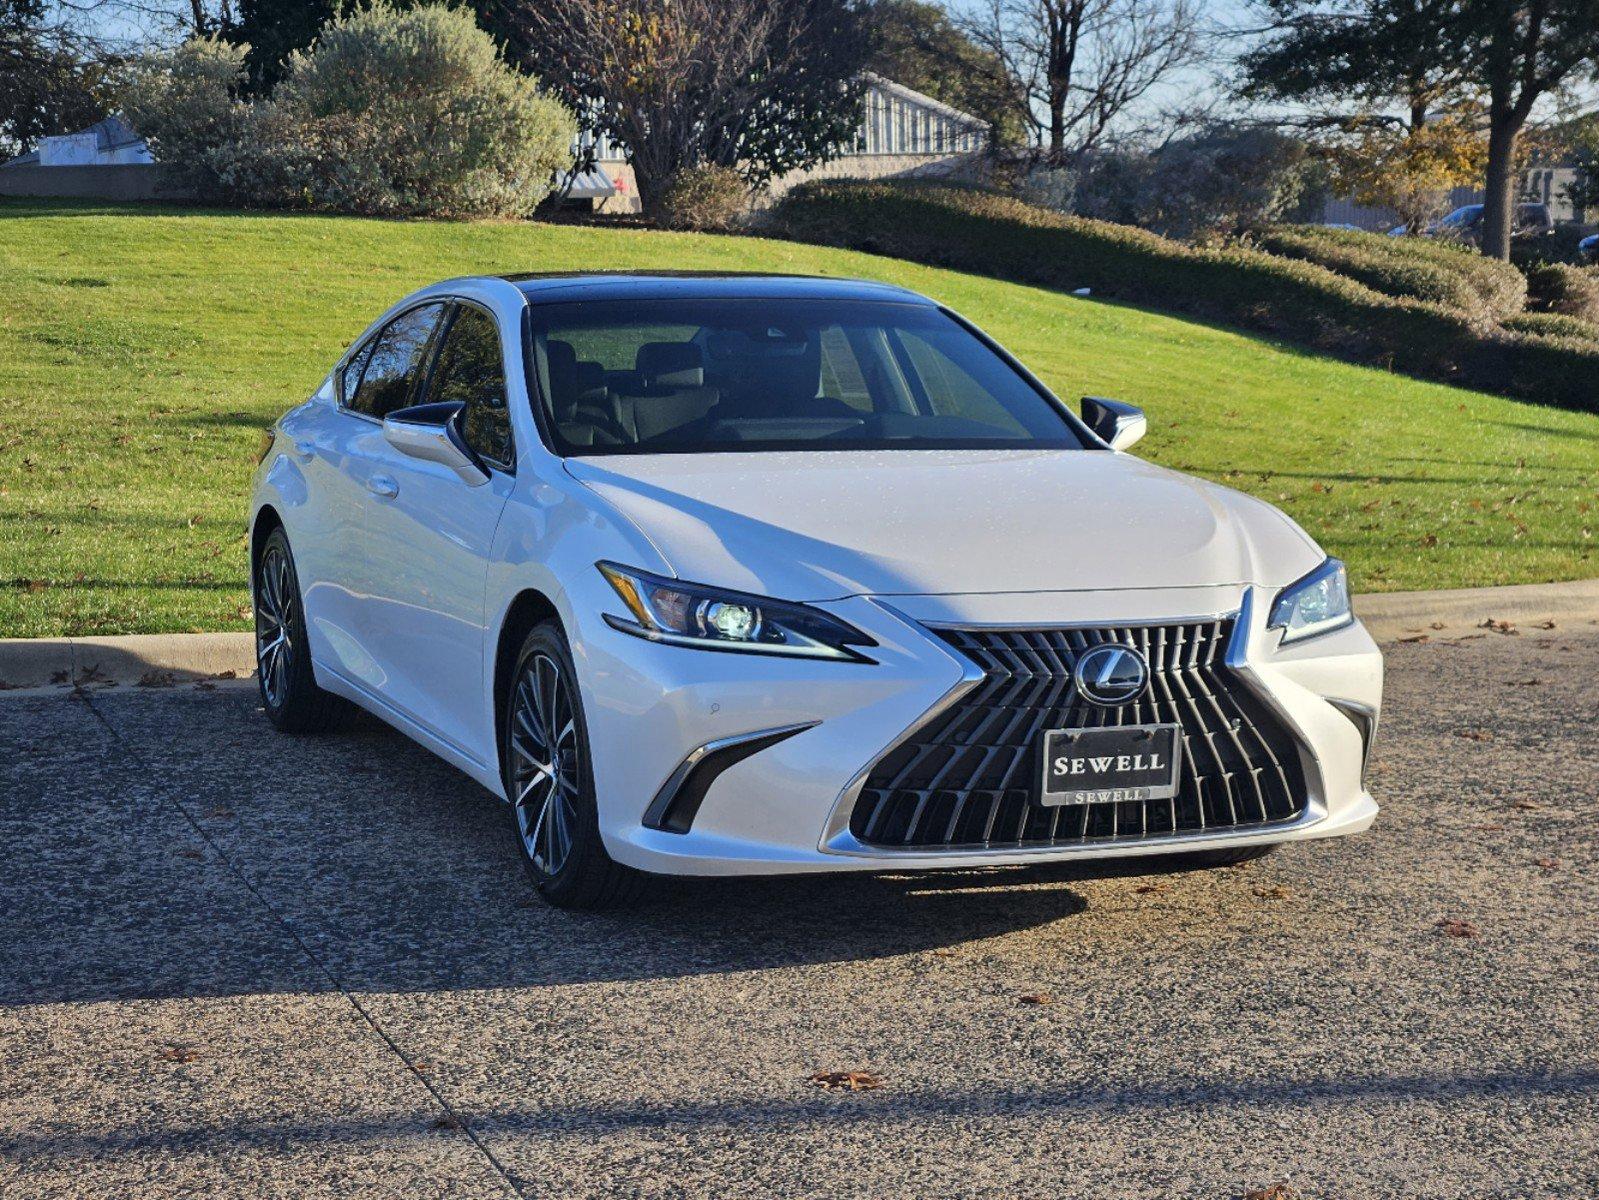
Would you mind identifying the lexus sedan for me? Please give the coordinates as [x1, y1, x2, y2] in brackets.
[250, 272, 1382, 908]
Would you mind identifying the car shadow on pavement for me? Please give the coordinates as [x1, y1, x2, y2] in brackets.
[2, 688, 1122, 1006]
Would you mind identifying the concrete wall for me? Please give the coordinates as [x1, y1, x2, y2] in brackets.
[0, 164, 192, 202]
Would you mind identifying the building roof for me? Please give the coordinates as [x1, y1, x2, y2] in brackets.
[858, 72, 988, 131]
[502, 271, 933, 306]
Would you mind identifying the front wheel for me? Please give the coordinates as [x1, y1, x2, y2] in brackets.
[502, 622, 644, 909]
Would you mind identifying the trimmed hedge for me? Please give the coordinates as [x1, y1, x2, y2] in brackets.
[1503, 311, 1599, 344]
[768, 181, 1598, 412]
[1249, 225, 1526, 327]
[1525, 262, 1599, 325]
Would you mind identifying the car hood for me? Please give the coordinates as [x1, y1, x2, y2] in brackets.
[565, 449, 1325, 601]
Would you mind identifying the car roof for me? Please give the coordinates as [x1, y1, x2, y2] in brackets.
[499, 271, 936, 306]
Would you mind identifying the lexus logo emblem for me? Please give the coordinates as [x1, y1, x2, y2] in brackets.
[1074, 643, 1150, 706]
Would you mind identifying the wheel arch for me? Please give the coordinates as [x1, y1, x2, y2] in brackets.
[250, 503, 284, 569]
[492, 587, 564, 782]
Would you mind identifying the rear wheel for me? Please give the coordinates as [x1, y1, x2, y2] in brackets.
[254, 527, 342, 733]
[502, 622, 644, 909]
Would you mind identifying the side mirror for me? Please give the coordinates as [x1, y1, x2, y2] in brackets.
[1080, 396, 1147, 451]
[382, 402, 490, 485]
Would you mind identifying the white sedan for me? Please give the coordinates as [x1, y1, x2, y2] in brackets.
[250, 273, 1382, 908]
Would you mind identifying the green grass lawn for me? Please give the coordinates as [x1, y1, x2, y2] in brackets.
[2, 197, 1596, 638]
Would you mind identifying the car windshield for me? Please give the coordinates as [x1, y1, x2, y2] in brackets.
[1439, 206, 1482, 228]
[528, 298, 1086, 455]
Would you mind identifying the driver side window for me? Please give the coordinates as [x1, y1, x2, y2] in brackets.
[428, 304, 514, 469]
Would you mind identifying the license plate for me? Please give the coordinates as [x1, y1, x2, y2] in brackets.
[1038, 724, 1182, 806]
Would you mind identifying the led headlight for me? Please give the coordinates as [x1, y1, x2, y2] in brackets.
[1269, 557, 1353, 644]
[597, 562, 877, 661]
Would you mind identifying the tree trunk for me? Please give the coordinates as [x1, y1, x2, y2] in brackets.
[1480, 112, 1522, 261]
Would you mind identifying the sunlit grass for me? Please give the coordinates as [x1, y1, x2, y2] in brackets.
[1, 198, 1595, 637]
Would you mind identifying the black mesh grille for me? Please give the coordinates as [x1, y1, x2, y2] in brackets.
[849, 620, 1307, 849]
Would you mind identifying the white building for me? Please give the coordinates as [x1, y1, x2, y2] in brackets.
[567, 74, 990, 212]
[4, 116, 153, 169]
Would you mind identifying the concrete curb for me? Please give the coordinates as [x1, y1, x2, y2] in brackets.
[1352, 578, 1599, 641]
[2, 579, 1596, 691]
[0, 632, 256, 691]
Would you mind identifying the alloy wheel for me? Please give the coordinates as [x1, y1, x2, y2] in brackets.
[509, 652, 581, 877]
[255, 545, 295, 709]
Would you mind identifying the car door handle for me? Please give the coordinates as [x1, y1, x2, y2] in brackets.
[366, 474, 399, 500]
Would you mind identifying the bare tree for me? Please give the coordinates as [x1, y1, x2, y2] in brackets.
[486, 0, 872, 213]
[963, 0, 1204, 161]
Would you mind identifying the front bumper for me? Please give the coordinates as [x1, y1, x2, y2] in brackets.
[575, 583, 1382, 876]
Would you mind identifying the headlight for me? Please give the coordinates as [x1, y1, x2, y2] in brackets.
[597, 562, 876, 662]
[1269, 557, 1353, 644]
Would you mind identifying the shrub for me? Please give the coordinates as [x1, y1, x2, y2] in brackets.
[1502, 312, 1599, 344]
[1524, 262, 1599, 325]
[768, 180, 1597, 412]
[1250, 225, 1527, 327]
[654, 165, 749, 231]
[1073, 126, 1313, 240]
[118, 37, 253, 198]
[120, 7, 576, 218]
[275, 5, 574, 218]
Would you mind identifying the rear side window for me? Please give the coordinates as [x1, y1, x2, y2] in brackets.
[348, 303, 446, 419]
[428, 305, 513, 468]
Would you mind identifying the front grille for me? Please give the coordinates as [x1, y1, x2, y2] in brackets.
[849, 620, 1306, 849]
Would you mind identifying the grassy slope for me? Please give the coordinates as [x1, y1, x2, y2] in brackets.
[1, 198, 1596, 638]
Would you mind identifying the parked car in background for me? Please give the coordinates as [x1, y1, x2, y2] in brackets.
[1389, 202, 1556, 246]
[249, 272, 1384, 909]
[1580, 233, 1599, 266]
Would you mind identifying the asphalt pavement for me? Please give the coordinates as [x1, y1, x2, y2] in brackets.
[2, 626, 1596, 1199]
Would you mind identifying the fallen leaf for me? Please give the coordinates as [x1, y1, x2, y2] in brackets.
[194, 680, 216, 691]
[1455, 729, 1493, 742]
[1243, 1187, 1300, 1200]
[137, 670, 176, 688]
[1429, 621, 1446, 630]
[1133, 882, 1166, 895]
[931, 948, 956, 958]
[1018, 992, 1054, 1006]
[1418, 533, 1438, 547]
[1507, 678, 1543, 687]
[1436, 917, 1479, 939]
[1512, 800, 1541, 811]
[1480, 619, 1519, 635]
[430, 1115, 463, 1131]
[158, 1044, 200, 1063]
[1253, 884, 1292, 900]
[1533, 619, 1556, 630]
[1534, 858, 1559, 872]
[50, 669, 69, 685]
[810, 1070, 882, 1092]
[1398, 634, 1430, 644]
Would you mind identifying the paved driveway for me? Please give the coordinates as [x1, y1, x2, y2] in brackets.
[2, 629, 1596, 1199]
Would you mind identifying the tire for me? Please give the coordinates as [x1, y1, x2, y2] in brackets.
[253, 527, 343, 734]
[502, 621, 645, 910]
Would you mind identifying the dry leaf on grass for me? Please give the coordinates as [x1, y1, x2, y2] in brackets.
[1436, 917, 1479, 939]
[1480, 619, 1519, 635]
[809, 1070, 882, 1092]
[1018, 992, 1054, 1006]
